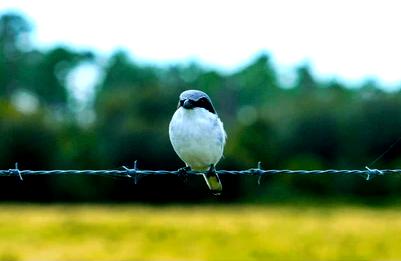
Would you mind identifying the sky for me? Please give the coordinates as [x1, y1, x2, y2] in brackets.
[1, 0, 401, 89]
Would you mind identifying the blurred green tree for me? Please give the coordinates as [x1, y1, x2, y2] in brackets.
[1, 11, 401, 202]
[0, 13, 31, 98]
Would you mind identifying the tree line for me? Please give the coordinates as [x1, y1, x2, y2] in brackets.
[1, 12, 401, 202]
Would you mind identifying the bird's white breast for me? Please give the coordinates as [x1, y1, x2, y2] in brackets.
[169, 107, 226, 171]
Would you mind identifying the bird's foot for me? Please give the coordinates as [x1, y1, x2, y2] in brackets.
[177, 166, 191, 183]
[206, 164, 216, 177]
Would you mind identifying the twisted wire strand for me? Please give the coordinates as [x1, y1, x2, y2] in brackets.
[1, 163, 400, 181]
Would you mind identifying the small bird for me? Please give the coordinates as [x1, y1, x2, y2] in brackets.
[169, 90, 227, 195]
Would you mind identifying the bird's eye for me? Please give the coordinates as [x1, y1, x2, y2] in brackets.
[178, 100, 184, 108]
[196, 98, 207, 107]
[195, 97, 216, 114]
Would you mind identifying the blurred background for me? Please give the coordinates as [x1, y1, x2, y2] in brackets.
[1, 2, 401, 260]
[1, 1, 401, 203]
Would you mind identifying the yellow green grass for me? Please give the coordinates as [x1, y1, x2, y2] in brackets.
[0, 204, 400, 261]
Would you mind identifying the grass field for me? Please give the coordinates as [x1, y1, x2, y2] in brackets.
[0, 204, 400, 261]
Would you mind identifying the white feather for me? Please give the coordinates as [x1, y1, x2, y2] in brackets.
[169, 107, 226, 171]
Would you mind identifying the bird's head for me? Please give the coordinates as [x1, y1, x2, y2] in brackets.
[177, 90, 216, 114]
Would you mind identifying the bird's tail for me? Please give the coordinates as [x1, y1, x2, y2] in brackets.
[202, 171, 222, 196]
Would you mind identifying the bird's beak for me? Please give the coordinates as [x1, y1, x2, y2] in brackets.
[182, 99, 194, 109]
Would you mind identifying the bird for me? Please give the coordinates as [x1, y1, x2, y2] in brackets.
[169, 90, 227, 195]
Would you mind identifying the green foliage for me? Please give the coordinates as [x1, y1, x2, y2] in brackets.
[0, 13, 31, 98]
[99, 50, 158, 91]
[1, 12, 401, 202]
[32, 47, 93, 107]
[0, 101, 58, 169]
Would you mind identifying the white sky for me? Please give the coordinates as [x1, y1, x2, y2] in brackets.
[1, 0, 401, 89]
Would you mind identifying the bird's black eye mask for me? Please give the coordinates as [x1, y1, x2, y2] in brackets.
[178, 97, 216, 114]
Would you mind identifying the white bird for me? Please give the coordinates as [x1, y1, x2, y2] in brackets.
[169, 90, 227, 195]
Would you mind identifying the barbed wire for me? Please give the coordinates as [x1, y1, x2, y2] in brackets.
[0, 162, 399, 184]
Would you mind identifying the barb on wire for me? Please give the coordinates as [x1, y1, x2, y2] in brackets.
[1, 162, 400, 183]
[8, 162, 23, 181]
[123, 160, 140, 184]
[365, 166, 383, 181]
[250, 162, 263, 185]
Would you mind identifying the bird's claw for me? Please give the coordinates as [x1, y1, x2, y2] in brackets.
[206, 164, 216, 176]
[177, 166, 191, 183]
